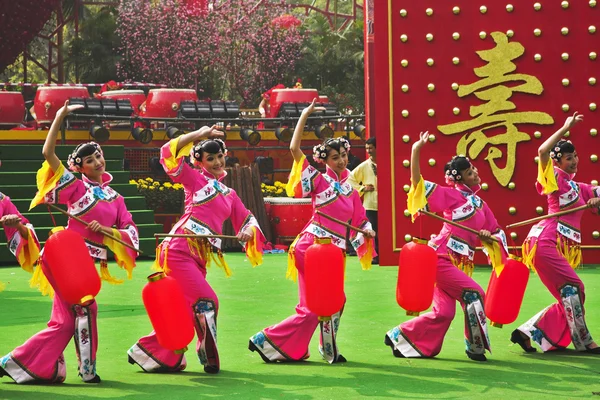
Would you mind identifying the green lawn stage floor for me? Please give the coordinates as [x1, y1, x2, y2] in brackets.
[1, 254, 600, 400]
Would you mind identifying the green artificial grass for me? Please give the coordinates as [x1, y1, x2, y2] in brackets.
[1, 255, 600, 400]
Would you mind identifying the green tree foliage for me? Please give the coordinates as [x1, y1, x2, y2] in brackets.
[294, 14, 365, 113]
[65, 7, 120, 83]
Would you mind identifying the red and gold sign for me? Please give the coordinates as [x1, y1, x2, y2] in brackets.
[372, 0, 599, 265]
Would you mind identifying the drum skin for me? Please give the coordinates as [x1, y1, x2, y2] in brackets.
[100, 90, 147, 114]
[140, 88, 198, 118]
[0, 91, 25, 126]
[34, 87, 90, 124]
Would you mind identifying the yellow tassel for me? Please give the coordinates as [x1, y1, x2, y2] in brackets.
[483, 240, 505, 277]
[245, 226, 263, 267]
[358, 238, 374, 271]
[449, 252, 474, 277]
[187, 237, 207, 262]
[103, 229, 135, 279]
[286, 236, 300, 282]
[211, 249, 232, 277]
[0, 281, 5, 292]
[29, 258, 55, 298]
[152, 244, 171, 274]
[557, 235, 581, 269]
[521, 240, 537, 272]
[100, 260, 124, 285]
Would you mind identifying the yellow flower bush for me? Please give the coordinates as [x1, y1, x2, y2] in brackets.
[261, 181, 291, 198]
[131, 178, 184, 213]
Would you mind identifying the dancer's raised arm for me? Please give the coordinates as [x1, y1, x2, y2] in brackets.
[42, 100, 84, 172]
[410, 131, 429, 185]
[290, 98, 325, 162]
[538, 112, 583, 167]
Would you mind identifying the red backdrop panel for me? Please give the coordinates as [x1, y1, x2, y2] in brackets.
[372, 0, 600, 266]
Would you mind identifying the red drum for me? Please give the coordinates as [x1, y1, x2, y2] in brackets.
[269, 88, 319, 118]
[318, 95, 329, 103]
[265, 197, 313, 243]
[34, 86, 90, 124]
[0, 91, 25, 127]
[140, 88, 198, 118]
[100, 89, 146, 114]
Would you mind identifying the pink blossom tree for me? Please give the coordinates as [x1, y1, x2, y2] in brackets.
[117, 0, 214, 88]
[117, 0, 304, 105]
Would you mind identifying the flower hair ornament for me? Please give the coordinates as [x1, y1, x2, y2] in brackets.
[549, 139, 572, 162]
[67, 142, 103, 172]
[312, 137, 351, 164]
[190, 139, 228, 167]
[444, 154, 471, 186]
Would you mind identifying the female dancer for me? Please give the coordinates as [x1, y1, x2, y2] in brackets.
[512, 112, 600, 353]
[249, 99, 376, 364]
[0, 192, 40, 291]
[384, 131, 508, 362]
[128, 127, 265, 374]
[0, 100, 139, 384]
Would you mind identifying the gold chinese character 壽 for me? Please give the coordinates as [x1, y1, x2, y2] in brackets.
[438, 32, 554, 186]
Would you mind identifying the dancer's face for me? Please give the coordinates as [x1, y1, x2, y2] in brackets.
[460, 165, 481, 188]
[80, 151, 106, 181]
[202, 151, 226, 177]
[326, 148, 348, 176]
[557, 152, 578, 174]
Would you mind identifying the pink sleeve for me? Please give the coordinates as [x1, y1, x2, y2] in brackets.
[229, 191, 266, 244]
[422, 180, 459, 213]
[229, 190, 265, 265]
[159, 140, 198, 189]
[579, 182, 600, 214]
[115, 197, 140, 257]
[287, 157, 326, 198]
[40, 168, 87, 206]
[349, 190, 377, 257]
[1, 195, 41, 268]
[482, 203, 509, 257]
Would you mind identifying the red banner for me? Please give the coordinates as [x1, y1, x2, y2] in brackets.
[372, 0, 599, 266]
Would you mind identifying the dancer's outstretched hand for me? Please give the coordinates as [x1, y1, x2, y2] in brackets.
[411, 131, 430, 151]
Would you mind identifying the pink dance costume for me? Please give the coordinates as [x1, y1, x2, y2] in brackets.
[0, 192, 41, 289]
[516, 159, 600, 352]
[385, 176, 507, 358]
[128, 137, 265, 374]
[0, 162, 139, 383]
[249, 155, 375, 364]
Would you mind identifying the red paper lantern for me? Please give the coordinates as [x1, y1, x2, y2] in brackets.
[397, 238, 438, 316]
[485, 256, 530, 328]
[43, 229, 101, 305]
[305, 237, 345, 318]
[142, 272, 195, 353]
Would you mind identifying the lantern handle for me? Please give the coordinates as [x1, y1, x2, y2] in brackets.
[48, 204, 144, 254]
[506, 204, 590, 229]
[419, 209, 499, 243]
[315, 211, 369, 235]
[154, 233, 240, 240]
